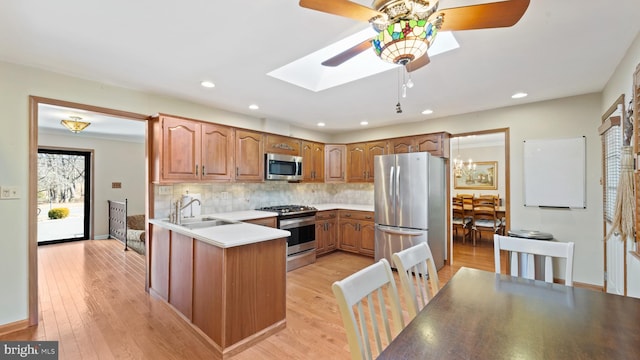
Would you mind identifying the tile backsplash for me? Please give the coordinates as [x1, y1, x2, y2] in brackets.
[154, 182, 373, 218]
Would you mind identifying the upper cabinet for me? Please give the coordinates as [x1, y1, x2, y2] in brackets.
[389, 133, 450, 158]
[155, 115, 234, 183]
[265, 134, 301, 156]
[201, 123, 235, 181]
[347, 141, 389, 183]
[301, 141, 325, 182]
[325, 145, 346, 183]
[414, 133, 449, 158]
[235, 129, 264, 182]
[159, 116, 201, 182]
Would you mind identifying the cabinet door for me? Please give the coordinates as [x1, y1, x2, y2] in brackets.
[244, 217, 277, 228]
[365, 141, 388, 182]
[315, 221, 327, 254]
[266, 134, 301, 156]
[161, 116, 200, 181]
[325, 145, 346, 183]
[339, 220, 359, 253]
[201, 123, 234, 181]
[390, 137, 415, 154]
[415, 133, 449, 158]
[311, 142, 325, 182]
[346, 143, 367, 182]
[326, 218, 337, 252]
[359, 221, 375, 257]
[302, 141, 324, 182]
[235, 129, 264, 181]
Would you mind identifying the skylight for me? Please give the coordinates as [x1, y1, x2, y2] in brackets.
[268, 28, 459, 92]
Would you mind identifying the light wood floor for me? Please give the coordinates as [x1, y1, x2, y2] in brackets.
[1, 239, 496, 359]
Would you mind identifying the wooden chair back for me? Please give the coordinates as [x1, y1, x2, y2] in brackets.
[458, 193, 474, 207]
[471, 197, 501, 245]
[494, 234, 575, 286]
[332, 259, 405, 360]
[392, 243, 440, 319]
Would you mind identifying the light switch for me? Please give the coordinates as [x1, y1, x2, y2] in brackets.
[0, 186, 19, 199]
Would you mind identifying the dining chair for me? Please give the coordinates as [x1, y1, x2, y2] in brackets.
[452, 197, 471, 243]
[392, 242, 440, 319]
[494, 234, 575, 286]
[332, 258, 405, 360]
[471, 197, 502, 246]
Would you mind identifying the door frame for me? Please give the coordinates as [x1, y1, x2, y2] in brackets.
[28, 96, 150, 325]
[448, 128, 510, 266]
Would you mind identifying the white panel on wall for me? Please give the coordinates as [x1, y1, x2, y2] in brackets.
[523, 137, 586, 208]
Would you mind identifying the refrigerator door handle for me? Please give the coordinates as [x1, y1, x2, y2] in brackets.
[395, 165, 401, 209]
[389, 165, 395, 209]
[377, 225, 424, 237]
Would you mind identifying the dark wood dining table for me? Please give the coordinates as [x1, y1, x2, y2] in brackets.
[377, 267, 640, 359]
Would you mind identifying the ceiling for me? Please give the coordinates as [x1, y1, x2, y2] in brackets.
[2, 0, 639, 135]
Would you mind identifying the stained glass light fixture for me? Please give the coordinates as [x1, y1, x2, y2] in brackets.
[372, 17, 440, 65]
[60, 116, 90, 133]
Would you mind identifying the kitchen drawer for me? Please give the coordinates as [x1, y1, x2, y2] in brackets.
[339, 210, 374, 222]
[316, 210, 337, 220]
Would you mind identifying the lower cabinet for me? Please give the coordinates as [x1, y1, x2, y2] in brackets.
[337, 210, 375, 257]
[316, 211, 337, 255]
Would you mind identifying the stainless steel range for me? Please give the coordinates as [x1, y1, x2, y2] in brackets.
[258, 205, 317, 271]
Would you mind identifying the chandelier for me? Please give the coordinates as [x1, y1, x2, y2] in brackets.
[60, 116, 90, 133]
[453, 138, 476, 179]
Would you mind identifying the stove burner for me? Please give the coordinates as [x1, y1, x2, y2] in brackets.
[258, 205, 318, 216]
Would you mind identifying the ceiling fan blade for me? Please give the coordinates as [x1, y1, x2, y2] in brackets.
[299, 0, 385, 22]
[406, 54, 431, 72]
[438, 0, 530, 31]
[322, 40, 372, 67]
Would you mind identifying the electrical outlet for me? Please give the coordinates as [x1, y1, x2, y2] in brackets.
[158, 186, 173, 195]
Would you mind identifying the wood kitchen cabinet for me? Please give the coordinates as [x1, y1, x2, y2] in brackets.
[325, 144, 346, 183]
[150, 224, 170, 300]
[389, 132, 450, 158]
[169, 232, 193, 320]
[244, 217, 277, 228]
[346, 141, 388, 182]
[338, 210, 375, 257]
[316, 211, 337, 255]
[235, 129, 264, 182]
[414, 133, 450, 158]
[301, 141, 325, 182]
[152, 115, 234, 182]
[265, 134, 301, 156]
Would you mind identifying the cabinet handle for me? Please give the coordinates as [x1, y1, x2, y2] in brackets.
[195, 165, 199, 176]
[236, 167, 239, 177]
[324, 222, 328, 231]
[202, 165, 206, 176]
[345, 214, 351, 217]
[365, 216, 372, 219]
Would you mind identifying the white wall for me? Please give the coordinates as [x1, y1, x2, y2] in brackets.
[38, 132, 146, 238]
[602, 32, 640, 298]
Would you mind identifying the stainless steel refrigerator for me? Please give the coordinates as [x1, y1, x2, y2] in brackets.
[374, 152, 446, 270]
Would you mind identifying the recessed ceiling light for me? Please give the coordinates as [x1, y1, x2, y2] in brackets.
[249, 104, 259, 110]
[317, 122, 325, 127]
[422, 109, 433, 115]
[360, 121, 369, 126]
[200, 81, 215, 88]
[512, 92, 528, 99]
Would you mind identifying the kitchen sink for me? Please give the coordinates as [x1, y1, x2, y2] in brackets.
[167, 217, 236, 230]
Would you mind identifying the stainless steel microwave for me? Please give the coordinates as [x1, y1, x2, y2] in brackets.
[265, 153, 303, 181]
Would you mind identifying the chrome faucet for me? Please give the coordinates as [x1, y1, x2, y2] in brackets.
[180, 198, 201, 220]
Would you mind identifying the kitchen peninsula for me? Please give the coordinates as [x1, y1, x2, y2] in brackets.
[148, 211, 289, 359]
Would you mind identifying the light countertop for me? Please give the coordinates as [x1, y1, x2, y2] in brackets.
[149, 218, 289, 248]
[150, 204, 373, 248]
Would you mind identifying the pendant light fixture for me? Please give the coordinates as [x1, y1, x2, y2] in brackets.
[60, 116, 90, 133]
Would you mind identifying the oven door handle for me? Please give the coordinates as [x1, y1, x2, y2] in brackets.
[279, 216, 316, 229]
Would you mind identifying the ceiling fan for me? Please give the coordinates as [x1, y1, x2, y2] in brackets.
[299, 0, 530, 72]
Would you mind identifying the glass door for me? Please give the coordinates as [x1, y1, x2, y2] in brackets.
[37, 148, 91, 244]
